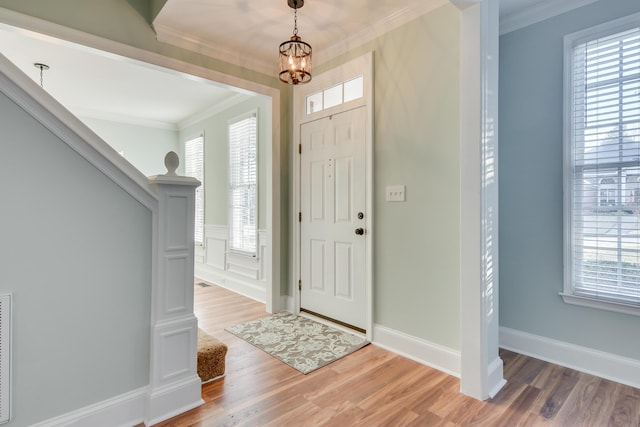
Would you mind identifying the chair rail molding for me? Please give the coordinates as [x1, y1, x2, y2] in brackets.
[195, 225, 268, 303]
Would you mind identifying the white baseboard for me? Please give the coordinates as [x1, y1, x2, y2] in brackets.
[372, 324, 461, 378]
[145, 375, 204, 426]
[30, 386, 147, 427]
[195, 264, 265, 303]
[487, 357, 507, 398]
[500, 327, 640, 389]
[33, 376, 204, 427]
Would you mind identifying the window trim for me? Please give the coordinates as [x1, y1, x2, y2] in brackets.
[184, 133, 205, 247]
[562, 12, 640, 316]
[227, 109, 258, 257]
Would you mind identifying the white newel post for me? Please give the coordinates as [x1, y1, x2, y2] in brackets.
[146, 152, 203, 426]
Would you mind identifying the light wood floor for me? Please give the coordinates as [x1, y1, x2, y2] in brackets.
[150, 281, 640, 427]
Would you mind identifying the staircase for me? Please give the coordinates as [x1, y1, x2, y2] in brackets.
[0, 51, 204, 426]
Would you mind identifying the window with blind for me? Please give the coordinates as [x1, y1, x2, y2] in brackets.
[228, 111, 257, 255]
[185, 135, 204, 245]
[563, 14, 640, 315]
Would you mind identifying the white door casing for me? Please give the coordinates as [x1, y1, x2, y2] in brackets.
[300, 107, 367, 330]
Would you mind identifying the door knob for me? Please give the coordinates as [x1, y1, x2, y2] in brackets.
[355, 228, 364, 235]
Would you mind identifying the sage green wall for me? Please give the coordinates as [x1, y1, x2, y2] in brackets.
[150, 0, 168, 21]
[80, 116, 179, 177]
[315, 4, 461, 349]
[0, 91, 152, 427]
[126, 0, 151, 23]
[180, 95, 272, 230]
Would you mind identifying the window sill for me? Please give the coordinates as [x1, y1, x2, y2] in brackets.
[560, 292, 640, 317]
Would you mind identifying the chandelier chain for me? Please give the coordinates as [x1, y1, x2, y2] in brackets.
[34, 63, 49, 89]
[293, 7, 298, 36]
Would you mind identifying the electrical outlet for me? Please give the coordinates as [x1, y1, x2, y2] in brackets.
[386, 185, 405, 202]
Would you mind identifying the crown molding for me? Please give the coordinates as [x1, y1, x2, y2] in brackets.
[153, 23, 276, 76]
[314, 0, 449, 65]
[178, 93, 252, 130]
[73, 92, 254, 131]
[73, 106, 179, 130]
[500, 0, 598, 35]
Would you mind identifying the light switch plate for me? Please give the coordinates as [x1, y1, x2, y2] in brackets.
[386, 185, 405, 202]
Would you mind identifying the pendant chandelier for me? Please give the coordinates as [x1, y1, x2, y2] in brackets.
[279, 0, 312, 85]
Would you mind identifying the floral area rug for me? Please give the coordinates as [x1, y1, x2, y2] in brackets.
[225, 313, 369, 374]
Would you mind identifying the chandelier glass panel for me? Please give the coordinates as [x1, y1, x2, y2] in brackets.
[279, 0, 312, 84]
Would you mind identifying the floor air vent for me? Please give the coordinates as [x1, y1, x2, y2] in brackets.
[0, 295, 11, 424]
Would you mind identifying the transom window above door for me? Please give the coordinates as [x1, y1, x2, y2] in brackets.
[306, 75, 364, 115]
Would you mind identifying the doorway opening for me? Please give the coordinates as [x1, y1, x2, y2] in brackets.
[0, 22, 282, 314]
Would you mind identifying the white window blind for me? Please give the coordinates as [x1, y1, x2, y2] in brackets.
[228, 111, 257, 255]
[566, 21, 640, 309]
[185, 135, 204, 245]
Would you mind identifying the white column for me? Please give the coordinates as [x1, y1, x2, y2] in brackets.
[146, 152, 203, 425]
[452, 0, 506, 400]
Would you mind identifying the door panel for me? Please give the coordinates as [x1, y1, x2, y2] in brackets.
[335, 157, 352, 222]
[310, 161, 325, 220]
[335, 242, 353, 299]
[310, 239, 325, 291]
[300, 106, 366, 330]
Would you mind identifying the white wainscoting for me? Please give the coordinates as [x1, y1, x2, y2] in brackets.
[195, 225, 267, 303]
[500, 327, 640, 389]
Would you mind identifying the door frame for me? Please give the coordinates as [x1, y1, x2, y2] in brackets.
[292, 52, 374, 340]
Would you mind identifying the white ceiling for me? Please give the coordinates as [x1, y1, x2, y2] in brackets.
[0, 0, 585, 129]
[153, 0, 450, 74]
[153, 0, 578, 73]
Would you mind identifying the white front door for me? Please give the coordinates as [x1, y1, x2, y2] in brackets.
[300, 106, 367, 331]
